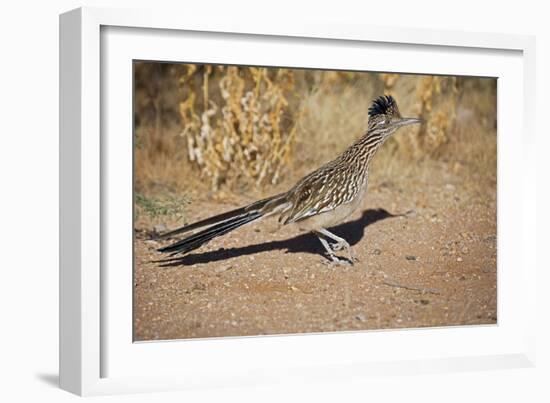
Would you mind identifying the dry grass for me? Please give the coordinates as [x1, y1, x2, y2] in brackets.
[134, 62, 496, 219]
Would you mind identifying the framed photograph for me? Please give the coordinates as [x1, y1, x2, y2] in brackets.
[60, 6, 537, 396]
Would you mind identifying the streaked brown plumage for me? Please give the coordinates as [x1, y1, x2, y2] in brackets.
[158, 95, 421, 264]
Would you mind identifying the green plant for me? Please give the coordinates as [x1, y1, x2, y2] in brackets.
[135, 193, 190, 222]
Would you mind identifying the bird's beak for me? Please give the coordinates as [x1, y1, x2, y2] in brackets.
[396, 117, 423, 127]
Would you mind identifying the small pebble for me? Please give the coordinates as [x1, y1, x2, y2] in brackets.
[406, 255, 417, 261]
[355, 314, 367, 322]
[153, 223, 167, 234]
[215, 265, 233, 273]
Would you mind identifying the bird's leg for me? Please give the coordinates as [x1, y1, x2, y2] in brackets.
[315, 233, 348, 265]
[316, 228, 357, 263]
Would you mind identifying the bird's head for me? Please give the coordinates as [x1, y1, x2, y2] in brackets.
[367, 95, 422, 136]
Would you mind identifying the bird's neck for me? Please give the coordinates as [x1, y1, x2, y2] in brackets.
[356, 130, 388, 162]
[336, 130, 387, 187]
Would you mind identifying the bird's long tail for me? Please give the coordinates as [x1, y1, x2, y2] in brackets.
[157, 193, 287, 257]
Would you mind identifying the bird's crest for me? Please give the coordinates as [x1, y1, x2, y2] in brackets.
[368, 95, 399, 118]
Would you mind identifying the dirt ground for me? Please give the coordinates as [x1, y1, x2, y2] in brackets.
[133, 160, 497, 341]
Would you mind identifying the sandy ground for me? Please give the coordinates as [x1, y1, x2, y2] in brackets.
[133, 161, 496, 341]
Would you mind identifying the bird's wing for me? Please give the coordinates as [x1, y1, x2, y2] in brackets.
[282, 164, 356, 224]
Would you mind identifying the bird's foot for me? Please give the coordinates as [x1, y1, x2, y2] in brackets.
[331, 241, 348, 252]
[319, 253, 351, 266]
[321, 252, 354, 266]
[330, 241, 358, 264]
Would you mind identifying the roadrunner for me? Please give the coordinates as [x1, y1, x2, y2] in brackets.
[158, 95, 421, 264]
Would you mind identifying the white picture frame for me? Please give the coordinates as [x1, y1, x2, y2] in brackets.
[59, 6, 537, 396]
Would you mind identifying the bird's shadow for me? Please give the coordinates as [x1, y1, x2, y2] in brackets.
[157, 208, 396, 267]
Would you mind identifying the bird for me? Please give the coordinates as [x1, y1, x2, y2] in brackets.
[157, 95, 421, 265]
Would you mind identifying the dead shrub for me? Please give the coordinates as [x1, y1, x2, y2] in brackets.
[179, 65, 300, 191]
